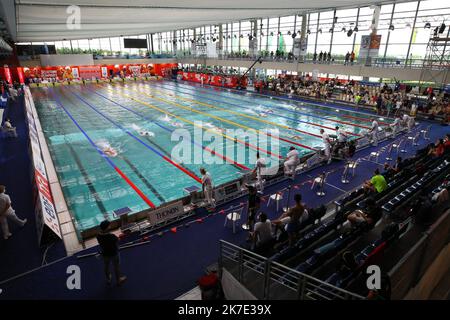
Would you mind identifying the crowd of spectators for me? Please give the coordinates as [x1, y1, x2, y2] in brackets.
[255, 75, 450, 122]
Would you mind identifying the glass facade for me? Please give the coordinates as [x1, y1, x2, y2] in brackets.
[42, 0, 448, 62]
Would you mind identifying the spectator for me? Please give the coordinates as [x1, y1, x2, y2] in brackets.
[253, 152, 266, 192]
[246, 185, 261, 235]
[272, 194, 307, 246]
[350, 51, 355, 65]
[393, 156, 405, 172]
[200, 168, 215, 208]
[250, 212, 274, 252]
[313, 51, 317, 62]
[344, 52, 350, 65]
[364, 168, 388, 194]
[369, 119, 379, 146]
[284, 146, 299, 176]
[327, 51, 331, 63]
[432, 186, 449, 205]
[318, 51, 323, 62]
[2, 118, 17, 138]
[320, 128, 332, 164]
[435, 139, 445, 157]
[96, 220, 127, 286]
[0, 185, 27, 240]
[444, 134, 450, 154]
[347, 198, 382, 229]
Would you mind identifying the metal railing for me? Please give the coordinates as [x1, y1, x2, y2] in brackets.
[219, 240, 365, 300]
[178, 54, 447, 70]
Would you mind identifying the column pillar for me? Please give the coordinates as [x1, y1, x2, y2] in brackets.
[218, 24, 223, 58]
[299, 14, 307, 62]
[173, 31, 177, 54]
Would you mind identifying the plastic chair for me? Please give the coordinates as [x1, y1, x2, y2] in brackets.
[341, 160, 359, 184]
[224, 207, 243, 234]
[267, 191, 284, 212]
[369, 151, 380, 162]
[420, 125, 431, 140]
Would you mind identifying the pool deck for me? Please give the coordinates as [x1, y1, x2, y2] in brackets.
[0, 82, 448, 299]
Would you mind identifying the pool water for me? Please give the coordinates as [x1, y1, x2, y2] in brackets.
[31, 80, 391, 232]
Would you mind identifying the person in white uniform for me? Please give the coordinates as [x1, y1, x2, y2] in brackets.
[0, 185, 27, 240]
[200, 168, 215, 207]
[2, 118, 17, 138]
[402, 113, 415, 132]
[390, 115, 402, 138]
[284, 146, 299, 176]
[334, 126, 348, 157]
[369, 120, 379, 146]
[320, 129, 332, 163]
[336, 126, 348, 144]
[253, 152, 266, 192]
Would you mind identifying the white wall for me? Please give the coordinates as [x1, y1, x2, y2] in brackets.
[40, 54, 94, 66]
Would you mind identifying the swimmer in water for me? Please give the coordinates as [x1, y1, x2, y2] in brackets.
[290, 135, 302, 140]
[204, 122, 216, 129]
[171, 122, 184, 128]
[211, 126, 224, 133]
[139, 131, 155, 137]
[162, 114, 172, 122]
[103, 146, 118, 157]
[98, 140, 119, 157]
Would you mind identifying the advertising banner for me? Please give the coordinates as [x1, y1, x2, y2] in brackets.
[148, 201, 184, 226]
[41, 69, 57, 79]
[207, 43, 218, 58]
[71, 68, 79, 79]
[195, 43, 207, 57]
[129, 65, 141, 76]
[101, 66, 108, 78]
[179, 71, 243, 88]
[249, 39, 258, 57]
[359, 34, 382, 58]
[24, 88, 62, 244]
[78, 65, 101, 79]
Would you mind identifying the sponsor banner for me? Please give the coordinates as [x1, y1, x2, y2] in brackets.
[24, 88, 62, 243]
[71, 68, 79, 79]
[249, 39, 258, 57]
[206, 43, 217, 58]
[179, 71, 242, 88]
[293, 38, 301, 57]
[148, 201, 184, 226]
[293, 38, 307, 57]
[78, 66, 101, 79]
[129, 65, 141, 76]
[41, 70, 57, 79]
[195, 43, 207, 56]
[101, 66, 108, 78]
[360, 34, 381, 58]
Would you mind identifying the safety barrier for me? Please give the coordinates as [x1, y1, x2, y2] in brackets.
[23, 87, 66, 247]
[389, 209, 450, 299]
[219, 240, 364, 300]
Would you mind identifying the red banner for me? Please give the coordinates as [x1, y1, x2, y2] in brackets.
[78, 66, 101, 79]
[178, 71, 244, 88]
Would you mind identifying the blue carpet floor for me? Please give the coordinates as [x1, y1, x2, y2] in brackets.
[0, 96, 66, 282]
[0, 91, 448, 299]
